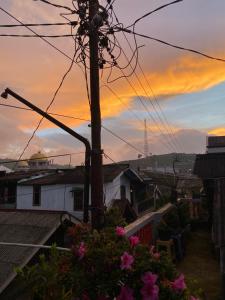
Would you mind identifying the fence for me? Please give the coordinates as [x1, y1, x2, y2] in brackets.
[125, 202, 174, 245]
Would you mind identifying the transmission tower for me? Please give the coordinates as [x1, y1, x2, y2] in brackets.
[144, 119, 149, 158]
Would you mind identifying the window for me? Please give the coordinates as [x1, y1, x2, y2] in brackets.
[120, 185, 126, 199]
[73, 189, 84, 211]
[33, 185, 41, 206]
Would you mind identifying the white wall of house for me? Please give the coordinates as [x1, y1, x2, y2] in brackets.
[17, 173, 131, 214]
[104, 173, 131, 207]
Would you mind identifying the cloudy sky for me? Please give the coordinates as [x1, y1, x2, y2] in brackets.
[0, 0, 225, 165]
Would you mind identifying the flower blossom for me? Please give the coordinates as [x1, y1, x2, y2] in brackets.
[150, 246, 160, 259]
[129, 236, 140, 247]
[116, 226, 126, 236]
[77, 242, 87, 260]
[141, 272, 159, 300]
[190, 297, 199, 300]
[142, 272, 158, 285]
[116, 286, 134, 300]
[171, 274, 186, 292]
[120, 251, 134, 270]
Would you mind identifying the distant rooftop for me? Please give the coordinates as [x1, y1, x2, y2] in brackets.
[205, 136, 225, 154]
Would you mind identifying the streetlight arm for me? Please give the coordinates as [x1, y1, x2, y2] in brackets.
[1, 88, 91, 223]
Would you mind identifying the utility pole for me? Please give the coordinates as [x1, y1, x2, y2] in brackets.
[89, 0, 104, 229]
[144, 119, 149, 158]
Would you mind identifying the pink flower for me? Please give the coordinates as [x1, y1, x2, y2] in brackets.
[120, 251, 134, 270]
[116, 286, 134, 300]
[150, 245, 155, 254]
[78, 242, 86, 260]
[190, 297, 199, 300]
[142, 272, 158, 285]
[171, 274, 186, 292]
[153, 252, 160, 259]
[141, 284, 159, 300]
[141, 272, 159, 300]
[116, 226, 126, 236]
[150, 246, 160, 259]
[129, 236, 140, 247]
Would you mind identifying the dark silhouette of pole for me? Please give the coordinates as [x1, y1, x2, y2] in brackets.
[89, 0, 104, 229]
[1, 88, 91, 223]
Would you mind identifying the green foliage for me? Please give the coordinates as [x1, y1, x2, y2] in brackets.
[18, 224, 200, 300]
[104, 206, 127, 228]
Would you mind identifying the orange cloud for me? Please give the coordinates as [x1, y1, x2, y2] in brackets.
[208, 127, 225, 136]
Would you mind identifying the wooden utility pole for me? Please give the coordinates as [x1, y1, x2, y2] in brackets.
[89, 0, 104, 229]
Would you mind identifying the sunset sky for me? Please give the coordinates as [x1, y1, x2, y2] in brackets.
[0, 0, 225, 165]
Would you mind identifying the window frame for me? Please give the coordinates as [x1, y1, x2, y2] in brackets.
[73, 188, 84, 211]
[33, 185, 41, 206]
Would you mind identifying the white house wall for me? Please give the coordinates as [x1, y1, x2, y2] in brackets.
[17, 184, 82, 211]
[104, 174, 131, 207]
[17, 174, 131, 213]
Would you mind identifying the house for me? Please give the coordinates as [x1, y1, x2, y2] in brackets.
[16, 164, 145, 220]
[194, 135, 225, 298]
[0, 210, 78, 299]
[0, 169, 56, 209]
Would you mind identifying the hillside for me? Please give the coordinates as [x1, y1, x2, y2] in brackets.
[121, 153, 197, 173]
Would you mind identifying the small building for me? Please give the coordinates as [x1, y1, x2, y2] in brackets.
[206, 135, 225, 153]
[16, 164, 144, 220]
[0, 169, 55, 209]
[28, 151, 51, 169]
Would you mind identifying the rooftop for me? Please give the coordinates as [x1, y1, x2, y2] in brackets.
[0, 210, 74, 294]
[18, 164, 138, 186]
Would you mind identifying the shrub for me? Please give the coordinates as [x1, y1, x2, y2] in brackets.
[18, 224, 200, 300]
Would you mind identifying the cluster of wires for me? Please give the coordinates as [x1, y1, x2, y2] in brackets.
[31, 0, 140, 83]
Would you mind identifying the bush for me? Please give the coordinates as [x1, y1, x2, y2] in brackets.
[18, 224, 200, 300]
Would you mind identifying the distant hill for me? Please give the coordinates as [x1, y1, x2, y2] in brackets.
[121, 153, 196, 173]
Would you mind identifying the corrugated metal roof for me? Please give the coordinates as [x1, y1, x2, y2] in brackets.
[0, 211, 65, 294]
[19, 164, 131, 186]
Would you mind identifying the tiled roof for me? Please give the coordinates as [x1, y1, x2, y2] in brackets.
[19, 164, 130, 185]
[0, 211, 68, 294]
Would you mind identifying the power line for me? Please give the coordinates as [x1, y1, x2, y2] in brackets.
[0, 22, 74, 27]
[117, 27, 225, 63]
[110, 8, 180, 153]
[33, 0, 75, 13]
[108, 31, 177, 153]
[0, 7, 74, 61]
[129, 0, 183, 27]
[0, 103, 89, 121]
[0, 102, 146, 157]
[0, 152, 85, 165]
[101, 84, 143, 126]
[0, 34, 74, 38]
[17, 48, 78, 161]
[101, 125, 145, 156]
[113, 10, 184, 153]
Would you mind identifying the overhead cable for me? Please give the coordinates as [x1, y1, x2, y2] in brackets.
[117, 27, 225, 63]
[129, 0, 183, 27]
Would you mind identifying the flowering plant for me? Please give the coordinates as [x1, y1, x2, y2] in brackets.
[18, 224, 200, 300]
